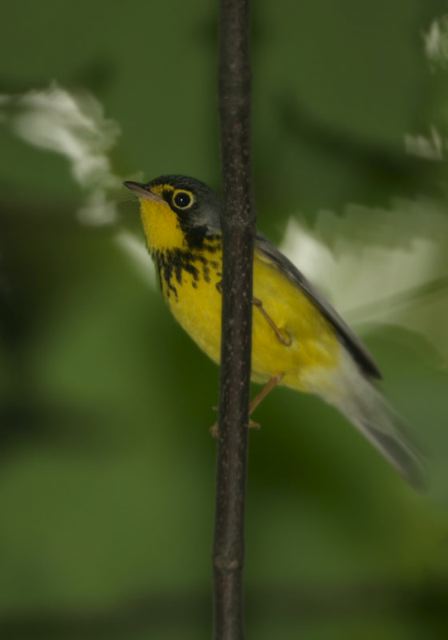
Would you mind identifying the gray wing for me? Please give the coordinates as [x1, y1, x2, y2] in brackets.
[255, 234, 382, 380]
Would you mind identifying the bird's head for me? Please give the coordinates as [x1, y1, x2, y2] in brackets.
[124, 175, 222, 252]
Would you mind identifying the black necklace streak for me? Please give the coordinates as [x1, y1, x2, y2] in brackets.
[153, 236, 222, 299]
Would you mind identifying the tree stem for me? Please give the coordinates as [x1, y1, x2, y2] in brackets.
[213, 0, 254, 638]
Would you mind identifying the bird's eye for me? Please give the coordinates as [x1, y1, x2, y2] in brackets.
[173, 190, 193, 209]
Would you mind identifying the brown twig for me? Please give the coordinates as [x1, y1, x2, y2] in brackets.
[213, 0, 254, 638]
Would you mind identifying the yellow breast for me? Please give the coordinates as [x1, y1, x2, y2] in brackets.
[159, 245, 341, 392]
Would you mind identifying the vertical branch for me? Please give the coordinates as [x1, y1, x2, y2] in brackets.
[213, 0, 254, 638]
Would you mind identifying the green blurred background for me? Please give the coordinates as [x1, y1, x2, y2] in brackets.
[1, 1, 448, 638]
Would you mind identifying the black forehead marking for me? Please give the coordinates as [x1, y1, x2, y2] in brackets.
[149, 174, 210, 191]
[161, 188, 174, 205]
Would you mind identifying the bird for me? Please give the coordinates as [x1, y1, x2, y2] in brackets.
[124, 175, 424, 488]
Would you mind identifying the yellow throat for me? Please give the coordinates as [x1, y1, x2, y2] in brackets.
[139, 184, 187, 252]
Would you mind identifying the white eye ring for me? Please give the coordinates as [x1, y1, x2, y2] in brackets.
[173, 190, 193, 209]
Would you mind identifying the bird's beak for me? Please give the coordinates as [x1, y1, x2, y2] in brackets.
[123, 181, 163, 202]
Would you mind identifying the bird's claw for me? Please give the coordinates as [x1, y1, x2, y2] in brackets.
[209, 423, 219, 439]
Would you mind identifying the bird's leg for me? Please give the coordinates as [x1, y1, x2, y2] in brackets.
[210, 373, 284, 438]
[248, 373, 284, 415]
[217, 285, 292, 348]
[211, 284, 287, 437]
[252, 297, 292, 346]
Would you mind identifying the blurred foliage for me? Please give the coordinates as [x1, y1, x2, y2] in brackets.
[1, 0, 448, 638]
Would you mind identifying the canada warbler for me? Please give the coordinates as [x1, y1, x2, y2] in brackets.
[124, 175, 424, 488]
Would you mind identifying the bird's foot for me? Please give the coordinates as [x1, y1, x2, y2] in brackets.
[209, 418, 261, 439]
[209, 373, 283, 438]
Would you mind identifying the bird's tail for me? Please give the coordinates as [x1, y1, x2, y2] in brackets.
[320, 357, 426, 489]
